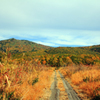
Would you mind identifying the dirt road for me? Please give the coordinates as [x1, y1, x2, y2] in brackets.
[50, 70, 80, 100]
[40, 70, 80, 100]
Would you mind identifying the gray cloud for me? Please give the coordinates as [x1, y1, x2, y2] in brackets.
[0, 0, 100, 30]
[0, 0, 100, 46]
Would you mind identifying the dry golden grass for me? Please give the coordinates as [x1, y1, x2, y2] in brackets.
[59, 65, 100, 99]
[71, 69, 100, 85]
[0, 59, 54, 100]
[79, 82, 100, 97]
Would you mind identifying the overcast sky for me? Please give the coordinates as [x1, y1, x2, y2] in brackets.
[0, 0, 100, 47]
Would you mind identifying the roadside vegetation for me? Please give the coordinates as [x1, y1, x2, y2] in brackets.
[59, 65, 100, 100]
[0, 50, 54, 100]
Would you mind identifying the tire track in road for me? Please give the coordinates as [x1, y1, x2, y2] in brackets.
[49, 71, 60, 100]
[57, 71, 68, 100]
[58, 71, 81, 100]
[50, 70, 68, 100]
[50, 71, 81, 100]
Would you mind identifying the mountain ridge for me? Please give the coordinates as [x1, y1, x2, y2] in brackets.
[0, 38, 100, 55]
[0, 38, 53, 53]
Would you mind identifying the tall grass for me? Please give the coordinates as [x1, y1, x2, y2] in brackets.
[60, 65, 100, 99]
[0, 58, 53, 100]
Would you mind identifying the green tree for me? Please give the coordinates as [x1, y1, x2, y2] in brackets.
[57, 57, 63, 67]
[52, 57, 58, 66]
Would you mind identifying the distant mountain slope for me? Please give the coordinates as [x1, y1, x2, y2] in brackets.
[45, 46, 100, 56]
[0, 38, 100, 57]
[87, 45, 100, 53]
[0, 38, 52, 53]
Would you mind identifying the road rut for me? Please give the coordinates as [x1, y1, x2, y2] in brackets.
[50, 71, 81, 100]
[58, 71, 80, 100]
[49, 71, 60, 100]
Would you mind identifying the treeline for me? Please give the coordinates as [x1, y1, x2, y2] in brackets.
[38, 54, 100, 67]
[4, 47, 100, 67]
[45, 46, 100, 55]
[1, 50, 100, 67]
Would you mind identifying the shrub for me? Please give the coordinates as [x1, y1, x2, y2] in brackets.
[32, 78, 38, 85]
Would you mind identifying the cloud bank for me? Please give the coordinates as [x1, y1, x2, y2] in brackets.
[0, 0, 100, 47]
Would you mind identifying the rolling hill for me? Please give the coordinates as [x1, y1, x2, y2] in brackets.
[0, 38, 52, 53]
[0, 38, 100, 56]
[0, 38, 100, 66]
[45, 46, 100, 56]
